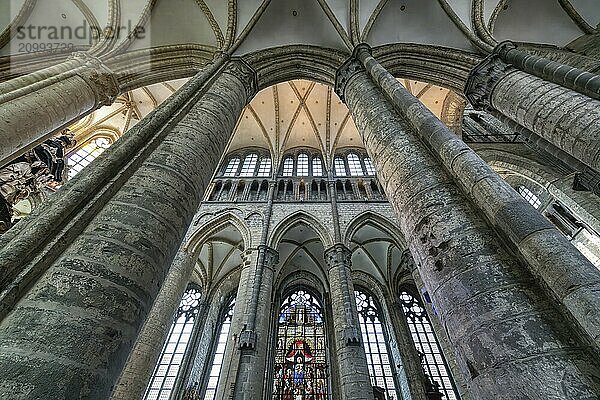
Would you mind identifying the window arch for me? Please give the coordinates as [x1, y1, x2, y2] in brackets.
[364, 157, 376, 176]
[223, 157, 241, 177]
[67, 136, 112, 179]
[312, 157, 323, 177]
[399, 290, 458, 400]
[145, 285, 203, 400]
[517, 185, 541, 209]
[204, 298, 236, 400]
[257, 157, 272, 177]
[354, 289, 397, 399]
[272, 289, 328, 398]
[297, 153, 309, 176]
[282, 157, 294, 177]
[334, 157, 346, 177]
[240, 153, 259, 177]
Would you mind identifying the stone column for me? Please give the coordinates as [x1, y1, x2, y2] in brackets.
[0, 58, 256, 399]
[324, 244, 373, 400]
[465, 41, 600, 172]
[352, 44, 600, 351]
[0, 52, 120, 166]
[336, 55, 600, 398]
[214, 245, 278, 399]
[110, 248, 197, 400]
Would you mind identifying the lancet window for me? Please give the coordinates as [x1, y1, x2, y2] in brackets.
[204, 298, 236, 400]
[67, 136, 112, 179]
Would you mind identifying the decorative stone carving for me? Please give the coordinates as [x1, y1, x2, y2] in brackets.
[70, 52, 120, 106]
[223, 58, 258, 102]
[334, 44, 372, 102]
[324, 243, 352, 269]
[464, 50, 515, 110]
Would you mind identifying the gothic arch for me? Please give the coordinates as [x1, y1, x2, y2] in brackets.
[344, 211, 406, 249]
[269, 211, 334, 249]
[186, 212, 251, 255]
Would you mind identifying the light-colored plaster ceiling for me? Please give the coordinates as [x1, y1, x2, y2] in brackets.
[2, 1, 597, 58]
[196, 224, 244, 286]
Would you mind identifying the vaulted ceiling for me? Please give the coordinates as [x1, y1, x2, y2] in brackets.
[1, 0, 597, 58]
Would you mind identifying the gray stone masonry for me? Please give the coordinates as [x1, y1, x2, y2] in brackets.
[0, 59, 255, 399]
[338, 59, 600, 399]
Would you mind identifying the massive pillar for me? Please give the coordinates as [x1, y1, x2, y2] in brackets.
[0, 58, 256, 399]
[336, 51, 600, 398]
[111, 248, 198, 400]
[465, 41, 600, 171]
[324, 244, 374, 400]
[215, 245, 278, 399]
[0, 52, 120, 166]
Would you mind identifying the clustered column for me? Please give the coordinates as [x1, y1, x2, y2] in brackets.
[336, 50, 600, 398]
[214, 245, 278, 399]
[0, 58, 256, 399]
[465, 41, 600, 172]
[324, 244, 374, 400]
[0, 52, 120, 165]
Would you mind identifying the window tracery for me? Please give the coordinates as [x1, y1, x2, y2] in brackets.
[204, 298, 235, 400]
[399, 290, 458, 400]
[347, 153, 363, 176]
[240, 154, 259, 177]
[297, 153, 309, 176]
[364, 157, 376, 176]
[272, 290, 328, 399]
[223, 157, 241, 177]
[354, 289, 397, 399]
[145, 285, 203, 400]
[282, 157, 294, 177]
[517, 185, 541, 209]
[334, 157, 346, 177]
[312, 157, 323, 177]
[67, 136, 112, 179]
[257, 158, 272, 177]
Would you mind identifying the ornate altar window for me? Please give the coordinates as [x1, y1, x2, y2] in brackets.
[364, 157, 376, 176]
[312, 157, 323, 177]
[334, 157, 346, 177]
[399, 290, 459, 400]
[145, 285, 203, 400]
[354, 289, 397, 399]
[272, 289, 328, 399]
[282, 157, 294, 177]
[517, 185, 541, 209]
[204, 298, 235, 400]
[223, 157, 241, 177]
[257, 157, 272, 177]
[297, 153, 309, 176]
[240, 153, 259, 177]
[347, 153, 363, 176]
[67, 136, 112, 179]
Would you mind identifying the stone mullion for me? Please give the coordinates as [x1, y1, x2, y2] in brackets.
[356, 45, 600, 352]
[0, 59, 255, 399]
[337, 58, 600, 398]
[324, 244, 373, 400]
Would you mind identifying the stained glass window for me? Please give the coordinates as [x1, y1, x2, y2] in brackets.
[272, 290, 328, 399]
[347, 153, 363, 176]
[145, 285, 203, 400]
[67, 136, 112, 179]
[223, 157, 241, 177]
[283, 157, 294, 177]
[355, 289, 397, 399]
[399, 291, 459, 400]
[297, 154, 309, 176]
[204, 298, 235, 400]
[240, 154, 259, 177]
[517, 185, 541, 209]
[312, 157, 323, 177]
[257, 157, 272, 177]
[334, 157, 346, 177]
[364, 157, 376, 176]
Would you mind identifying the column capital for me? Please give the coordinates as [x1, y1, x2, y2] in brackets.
[334, 53, 368, 102]
[70, 52, 120, 107]
[324, 243, 352, 270]
[464, 47, 515, 110]
[223, 58, 258, 103]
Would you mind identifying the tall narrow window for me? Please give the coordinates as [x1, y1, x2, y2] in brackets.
[364, 157, 376, 176]
[312, 157, 323, 177]
[204, 298, 235, 400]
[399, 291, 459, 400]
[240, 154, 259, 177]
[223, 157, 241, 177]
[334, 157, 346, 177]
[282, 157, 294, 177]
[257, 157, 272, 177]
[347, 153, 363, 176]
[297, 153, 309, 176]
[272, 290, 328, 399]
[145, 285, 203, 400]
[355, 289, 397, 399]
[517, 185, 541, 209]
[67, 137, 112, 179]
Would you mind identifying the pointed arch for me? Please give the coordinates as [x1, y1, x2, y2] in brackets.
[344, 211, 406, 249]
[269, 211, 334, 249]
